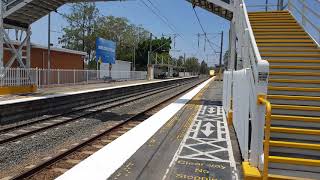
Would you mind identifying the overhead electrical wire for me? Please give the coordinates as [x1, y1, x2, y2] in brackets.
[140, 0, 181, 38]
[192, 6, 220, 54]
[145, 0, 180, 36]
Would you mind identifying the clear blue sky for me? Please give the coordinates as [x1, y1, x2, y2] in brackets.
[28, 0, 318, 66]
[30, 0, 231, 67]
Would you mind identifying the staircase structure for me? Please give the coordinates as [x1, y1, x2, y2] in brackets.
[1, 0, 320, 178]
[193, 0, 320, 179]
[249, 10, 320, 179]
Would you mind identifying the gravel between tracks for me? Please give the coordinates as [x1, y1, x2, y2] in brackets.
[0, 79, 203, 178]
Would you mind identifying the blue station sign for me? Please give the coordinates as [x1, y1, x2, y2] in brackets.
[96, 38, 116, 64]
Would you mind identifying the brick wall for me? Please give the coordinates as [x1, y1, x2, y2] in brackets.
[3, 46, 85, 70]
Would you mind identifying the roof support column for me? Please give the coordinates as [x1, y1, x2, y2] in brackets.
[229, 17, 236, 70]
[26, 26, 31, 68]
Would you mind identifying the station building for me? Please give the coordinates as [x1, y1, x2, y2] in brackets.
[3, 42, 87, 69]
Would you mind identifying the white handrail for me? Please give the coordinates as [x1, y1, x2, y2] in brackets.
[230, 0, 270, 170]
[241, 1, 262, 62]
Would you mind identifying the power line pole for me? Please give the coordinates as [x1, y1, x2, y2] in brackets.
[48, 13, 51, 84]
[218, 31, 224, 80]
[183, 53, 186, 77]
[219, 31, 224, 69]
[148, 33, 152, 65]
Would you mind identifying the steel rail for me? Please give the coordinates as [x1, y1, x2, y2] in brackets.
[11, 78, 207, 180]
[0, 80, 196, 145]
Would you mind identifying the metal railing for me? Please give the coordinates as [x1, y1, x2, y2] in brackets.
[223, 0, 271, 174]
[258, 94, 272, 179]
[0, 68, 148, 88]
[0, 67, 36, 86]
[246, 0, 320, 45]
[224, 0, 318, 177]
[288, 0, 320, 45]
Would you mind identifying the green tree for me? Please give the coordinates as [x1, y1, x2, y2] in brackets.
[176, 55, 184, 67]
[184, 57, 200, 73]
[200, 60, 209, 74]
[135, 37, 172, 70]
[59, 2, 100, 65]
[59, 3, 151, 70]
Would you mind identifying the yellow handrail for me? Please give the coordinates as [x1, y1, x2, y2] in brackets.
[257, 94, 272, 180]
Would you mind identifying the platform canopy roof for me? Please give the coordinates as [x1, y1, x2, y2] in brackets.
[3, 0, 234, 29]
[2, 0, 116, 28]
[186, 0, 233, 20]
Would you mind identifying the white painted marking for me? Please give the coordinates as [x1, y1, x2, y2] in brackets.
[208, 107, 215, 114]
[217, 121, 222, 140]
[222, 108, 239, 179]
[200, 106, 207, 115]
[217, 106, 222, 115]
[162, 104, 203, 180]
[56, 78, 213, 180]
[201, 122, 215, 137]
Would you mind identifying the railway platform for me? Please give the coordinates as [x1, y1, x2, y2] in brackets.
[57, 77, 242, 180]
[0, 77, 195, 124]
[0, 79, 164, 102]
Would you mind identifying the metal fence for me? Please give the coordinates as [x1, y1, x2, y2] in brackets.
[0, 68, 147, 88]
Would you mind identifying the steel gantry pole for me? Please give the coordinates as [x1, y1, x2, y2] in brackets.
[47, 13, 51, 84]
[218, 31, 224, 79]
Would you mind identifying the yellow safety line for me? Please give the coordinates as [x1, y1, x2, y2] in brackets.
[268, 94, 320, 101]
[268, 140, 320, 150]
[269, 79, 320, 83]
[254, 32, 307, 35]
[269, 156, 320, 166]
[248, 10, 289, 14]
[256, 36, 309, 39]
[253, 26, 302, 29]
[254, 29, 305, 32]
[270, 65, 320, 69]
[263, 54, 320, 57]
[270, 126, 320, 135]
[270, 72, 320, 76]
[272, 104, 320, 111]
[268, 86, 320, 92]
[257, 40, 313, 43]
[250, 20, 297, 23]
[267, 59, 320, 63]
[271, 114, 320, 123]
[258, 43, 315, 47]
[261, 49, 320, 52]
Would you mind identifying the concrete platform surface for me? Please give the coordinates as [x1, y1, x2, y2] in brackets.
[0, 80, 151, 102]
[0, 78, 188, 105]
[57, 78, 242, 180]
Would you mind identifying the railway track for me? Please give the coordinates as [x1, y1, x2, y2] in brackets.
[0, 80, 196, 146]
[10, 78, 207, 180]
